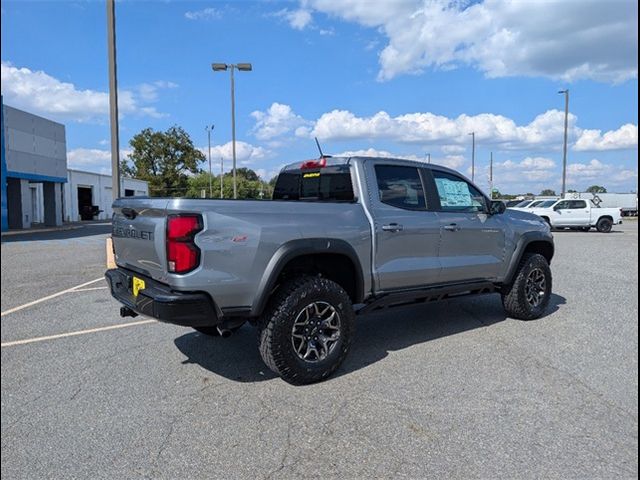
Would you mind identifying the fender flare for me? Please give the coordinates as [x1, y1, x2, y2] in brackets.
[250, 238, 365, 316]
[503, 231, 554, 286]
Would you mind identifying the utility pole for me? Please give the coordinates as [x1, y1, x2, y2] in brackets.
[469, 132, 476, 182]
[220, 157, 224, 199]
[211, 63, 252, 199]
[559, 89, 570, 196]
[489, 152, 494, 199]
[106, 0, 120, 199]
[206, 125, 214, 198]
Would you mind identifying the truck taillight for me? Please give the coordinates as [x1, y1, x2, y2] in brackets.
[166, 215, 203, 274]
[300, 157, 327, 169]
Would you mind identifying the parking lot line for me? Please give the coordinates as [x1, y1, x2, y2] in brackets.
[0, 319, 156, 348]
[0, 277, 105, 317]
[71, 286, 109, 292]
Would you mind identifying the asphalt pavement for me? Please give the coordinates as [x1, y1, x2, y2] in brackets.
[1, 221, 638, 479]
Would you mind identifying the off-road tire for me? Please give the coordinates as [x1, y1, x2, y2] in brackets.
[502, 253, 552, 320]
[258, 276, 354, 385]
[596, 217, 613, 233]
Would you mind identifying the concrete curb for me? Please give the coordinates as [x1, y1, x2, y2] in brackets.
[1, 225, 83, 237]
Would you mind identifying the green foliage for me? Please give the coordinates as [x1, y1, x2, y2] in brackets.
[121, 126, 205, 197]
[186, 168, 273, 200]
[540, 189, 557, 196]
[586, 185, 607, 194]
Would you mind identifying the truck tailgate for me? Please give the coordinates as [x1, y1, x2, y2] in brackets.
[111, 198, 169, 281]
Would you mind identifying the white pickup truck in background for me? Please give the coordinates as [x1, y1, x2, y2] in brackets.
[529, 198, 623, 232]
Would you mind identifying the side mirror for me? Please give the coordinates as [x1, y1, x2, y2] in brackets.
[553, 205, 561, 211]
[490, 200, 506, 215]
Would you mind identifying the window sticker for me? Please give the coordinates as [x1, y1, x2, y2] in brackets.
[435, 178, 472, 207]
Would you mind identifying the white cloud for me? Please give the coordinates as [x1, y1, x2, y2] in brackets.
[567, 159, 610, 180]
[251, 103, 312, 141]
[202, 141, 269, 166]
[566, 159, 637, 187]
[0, 61, 173, 122]
[333, 148, 465, 169]
[275, 8, 313, 30]
[303, 0, 638, 83]
[297, 107, 579, 150]
[67, 148, 132, 174]
[574, 124, 638, 151]
[441, 145, 466, 154]
[184, 8, 221, 21]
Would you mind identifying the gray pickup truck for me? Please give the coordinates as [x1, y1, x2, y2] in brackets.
[106, 156, 554, 384]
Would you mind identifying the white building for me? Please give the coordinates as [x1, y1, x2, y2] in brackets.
[64, 169, 149, 222]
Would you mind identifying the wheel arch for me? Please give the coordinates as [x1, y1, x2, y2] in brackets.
[503, 232, 554, 286]
[251, 239, 365, 317]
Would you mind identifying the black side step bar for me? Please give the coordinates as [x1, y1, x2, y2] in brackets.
[356, 281, 496, 315]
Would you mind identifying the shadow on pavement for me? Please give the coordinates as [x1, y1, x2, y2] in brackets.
[1, 222, 112, 243]
[173, 293, 566, 384]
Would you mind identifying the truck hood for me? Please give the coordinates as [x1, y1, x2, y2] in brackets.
[501, 208, 551, 231]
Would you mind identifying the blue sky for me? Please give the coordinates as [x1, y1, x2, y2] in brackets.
[1, 0, 638, 194]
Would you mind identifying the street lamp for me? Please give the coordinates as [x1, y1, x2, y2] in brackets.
[425, 152, 431, 164]
[468, 132, 475, 182]
[205, 125, 214, 198]
[212, 62, 253, 199]
[558, 89, 569, 196]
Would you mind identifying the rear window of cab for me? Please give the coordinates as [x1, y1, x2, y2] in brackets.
[273, 164, 355, 202]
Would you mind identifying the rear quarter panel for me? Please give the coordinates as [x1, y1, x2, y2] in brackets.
[163, 199, 371, 309]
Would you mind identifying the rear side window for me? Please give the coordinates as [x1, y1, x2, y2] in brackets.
[570, 200, 587, 209]
[432, 171, 487, 212]
[272, 166, 354, 202]
[375, 165, 426, 210]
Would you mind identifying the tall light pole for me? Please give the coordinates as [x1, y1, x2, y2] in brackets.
[212, 62, 252, 199]
[559, 89, 570, 196]
[489, 151, 494, 199]
[205, 125, 214, 198]
[425, 152, 431, 164]
[220, 156, 224, 199]
[469, 132, 475, 182]
[106, 0, 120, 199]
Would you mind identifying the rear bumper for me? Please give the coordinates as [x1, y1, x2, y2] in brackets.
[105, 268, 219, 327]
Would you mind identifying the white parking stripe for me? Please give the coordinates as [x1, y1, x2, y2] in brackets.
[0, 319, 156, 347]
[0, 277, 105, 317]
[71, 286, 109, 292]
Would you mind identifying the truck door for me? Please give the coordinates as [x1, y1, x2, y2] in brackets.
[367, 163, 441, 291]
[551, 199, 586, 226]
[567, 199, 590, 225]
[427, 170, 506, 283]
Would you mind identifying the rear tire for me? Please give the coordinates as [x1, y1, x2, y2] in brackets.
[258, 276, 354, 385]
[502, 253, 552, 320]
[596, 217, 613, 233]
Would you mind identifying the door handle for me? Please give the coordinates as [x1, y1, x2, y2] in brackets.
[443, 223, 461, 232]
[382, 223, 403, 232]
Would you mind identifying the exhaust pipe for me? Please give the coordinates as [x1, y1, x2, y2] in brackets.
[216, 326, 233, 338]
[120, 306, 138, 318]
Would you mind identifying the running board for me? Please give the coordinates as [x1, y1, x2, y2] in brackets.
[356, 281, 496, 315]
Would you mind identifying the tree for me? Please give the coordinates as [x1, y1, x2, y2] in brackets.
[121, 126, 205, 197]
[540, 189, 557, 196]
[225, 167, 260, 182]
[186, 172, 271, 200]
[586, 185, 607, 194]
[567, 189, 578, 193]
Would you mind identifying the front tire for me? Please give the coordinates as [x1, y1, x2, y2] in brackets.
[596, 217, 613, 233]
[259, 276, 354, 385]
[502, 253, 552, 320]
